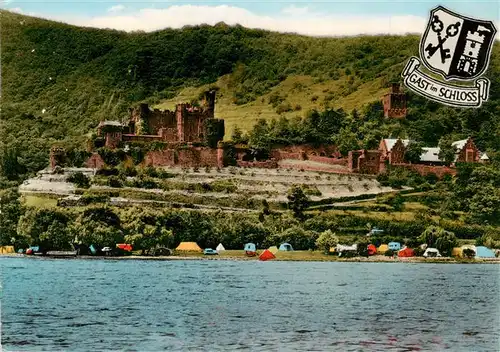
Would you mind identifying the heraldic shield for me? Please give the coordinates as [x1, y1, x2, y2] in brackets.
[419, 6, 497, 81]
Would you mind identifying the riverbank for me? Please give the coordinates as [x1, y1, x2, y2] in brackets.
[3, 250, 499, 264]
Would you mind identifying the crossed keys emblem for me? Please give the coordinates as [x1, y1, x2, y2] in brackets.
[425, 15, 461, 64]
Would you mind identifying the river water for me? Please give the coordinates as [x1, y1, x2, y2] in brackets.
[1, 258, 499, 351]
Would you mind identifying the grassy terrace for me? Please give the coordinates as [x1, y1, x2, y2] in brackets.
[21, 166, 397, 211]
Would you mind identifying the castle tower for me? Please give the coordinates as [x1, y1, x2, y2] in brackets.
[97, 121, 123, 149]
[382, 83, 407, 119]
[105, 131, 122, 149]
[176, 103, 186, 142]
[50, 146, 66, 170]
[202, 90, 216, 118]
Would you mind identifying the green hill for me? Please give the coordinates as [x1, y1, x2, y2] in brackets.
[1, 10, 499, 176]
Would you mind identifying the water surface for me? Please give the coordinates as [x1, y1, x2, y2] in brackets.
[1, 258, 499, 351]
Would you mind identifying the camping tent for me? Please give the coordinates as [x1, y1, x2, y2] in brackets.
[388, 242, 401, 251]
[451, 247, 463, 257]
[176, 242, 202, 252]
[279, 243, 294, 251]
[336, 244, 357, 252]
[398, 247, 415, 257]
[259, 249, 276, 261]
[475, 246, 495, 258]
[423, 248, 441, 257]
[377, 244, 389, 254]
[244, 243, 256, 252]
[116, 243, 133, 252]
[216, 243, 226, 252]
[0, 246, 15, 254]
[367, 244, 377, 256]
[244, 243, 257, 256]
[268, 246, 279, 254]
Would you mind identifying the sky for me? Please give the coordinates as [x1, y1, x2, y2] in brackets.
[2, 0, 499, 37]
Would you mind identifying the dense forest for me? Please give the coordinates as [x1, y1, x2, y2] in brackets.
[1, 10, 499, 183]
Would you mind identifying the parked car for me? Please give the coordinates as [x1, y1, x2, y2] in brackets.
[203, 248, 218, 255]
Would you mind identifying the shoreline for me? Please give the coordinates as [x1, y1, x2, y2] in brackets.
[2, 254, 499, 264]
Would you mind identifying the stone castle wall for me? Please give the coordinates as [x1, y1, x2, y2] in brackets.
[237, 159, 278, 168]
[143, 147, 221, 168]
[271, 144, 341, 162]
[395, 164, 457, 178]
[307, 155, 347, 166]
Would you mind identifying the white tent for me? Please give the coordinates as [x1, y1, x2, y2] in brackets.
[336, 244, 358, 252]
[216, 243, 226, 252]
[423, 248, 442, 257]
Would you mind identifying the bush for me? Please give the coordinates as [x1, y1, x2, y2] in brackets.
[211, 180, 237, 193]
[413, 247, 425, 257]
[276, 103, 293, 114]
[120, 166, 138, 177]
[302, 184, 322, 196]
[52, 166, 64, 175]
[80, 193, 110, 205]
[97, 148, 125, 166]
[425, 173, 439, 185]
[140, 177, 158, 189]
[384, 249, 394, 256]
[108, 176, 123, 188]
[143, 166, 158, 178]
[67, 172, 90, 189]
[462, 248, 475, 259]
[315, 230, 339, 253]
[96, 167, 119, 176]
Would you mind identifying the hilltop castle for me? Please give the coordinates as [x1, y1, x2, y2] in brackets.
[50, 83, 485, 177]
[97, 90, 224, 149]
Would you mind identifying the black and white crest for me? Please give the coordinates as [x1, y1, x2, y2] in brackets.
[419, 6, 497, 81]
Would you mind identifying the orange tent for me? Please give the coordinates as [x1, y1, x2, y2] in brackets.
[398, 247, 415, 257]
[117, 243, 133, 252]
[367, 244, 377, 256]
[259, 249, 276, 261]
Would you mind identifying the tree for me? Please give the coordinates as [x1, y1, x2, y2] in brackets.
[404, 141, 424, 164]
[467, 185, 500, 225]
[315, 229, 339, 253]
[287, 185, 309, 219]
[453, 165, 500, 224]
[231, 126, 248, 144]
[248, 119, 271, 151]
[67, 172, 90, 189]
[418, 225, 457, 256]
[0, 188, 24, 246]
[378, 192, 405, 211]
[72, 206, 123, 248]
[123, 208, 174, 254]
[17, 208, 73, 251]
[356, 240, 370, 257]
[125, 227, 173, 254]
[271, 226, 316, 250]
[438, 135, 457, 165]
[0, 148, 26, 181]
[334, 127, 359, 156]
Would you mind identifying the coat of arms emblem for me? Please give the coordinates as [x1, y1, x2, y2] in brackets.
[402, 6, 497, 107]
